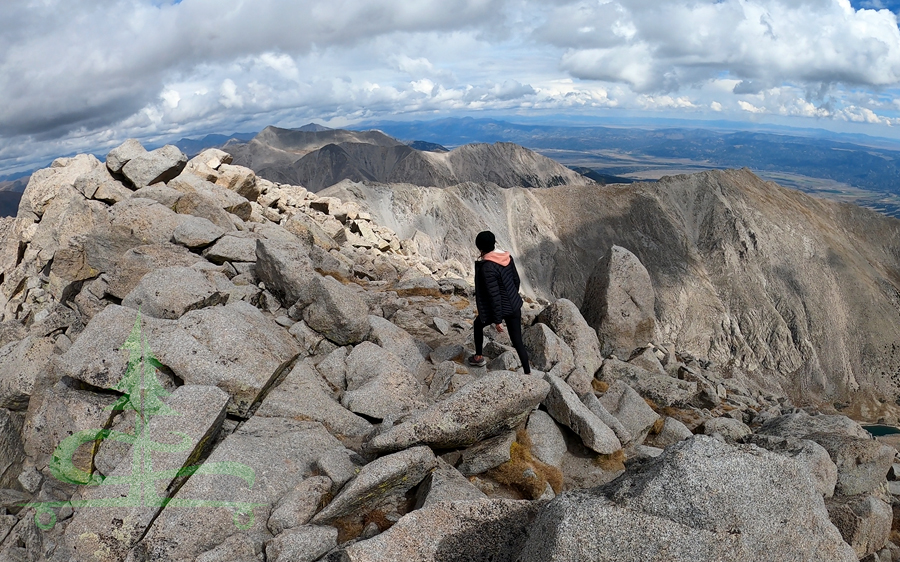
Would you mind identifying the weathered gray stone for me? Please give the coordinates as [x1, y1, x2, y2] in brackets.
[187, 148, 233, 175]
[524, 323, 575, 374]
[316, 346, 348, 392]
[18, 153, 97, 219]
[61, 385, 230, 562]
[23, 378, 117, 469]
[122, 266, 227, 319]
[0, 409, 24, 489]
[826, 495, 893, 558]
[367, 315, 427, 373]
[255, 237, 315, 306]
[266, 525, 337, 562]
[93, 177, 133, 203]
[255, 360, 373, 439]
[131, 184, 184, 208]
[203, 233, 259, 264]
[122, 144, 188, 188]
[62, 303, 299, 417]
[580, 391, 635, 446]
[803, 432, 894, 497]
[175, 191, 239, 230]
[0, 321, 26, 349]
[313, 446, 437, 523]
[628, 346, 667, 375]
[29, 302, 81, 337]
[216, 164, 260, 201]
[284, 213, 340, 252]
[526, 409, 568, 467]
[0, 336, 55, 411]
[194, 534, 258, 562]
[109, 197, 186, 246]
[744, 434, 838, 497]
[106, 243, 204, 299]
[489, 350, 522, 372]
[170, 172, 252, 220]
[458, 430, 517, 476]
[288, 319, 333, 356]
[679, 366, 720, 408]
[414, 457, 487, 508]
[267, 476, 333, 535]
[106, 139, 147, 174]
[367, 372, 549, 452]
[430, 361, 457, 398]
[315, 448, 360, 491]
[432, 317, 451, 335]
[703, 417, 752, 442]
[430, 344, 464, 364]
[339, 499, 540, 562]
[56, 305, 157, 391]
[582, 245, 656, 358]
[536, 298, 604, 376]
[757, 411, 871, 440]
[599, 357, 697, 407]
[300, 275, 370, 346]
[134, 417, 344, 561]
[521, 436, 856, 562]
[597, 380, 660, 445]
[342, 342, 429, 420]
[172, 215, 227, 248]
[563, 366, 593, 396]
[74, 165, 119, 199]
[543, 373, 620, 454]
[646, 416, 694, 449]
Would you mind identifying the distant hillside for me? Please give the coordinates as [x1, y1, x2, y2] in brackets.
[225, 126, 592, 191]
[0, 177, 28, 217]
[570, 167, 636, 185]
[174, 132, 257, 157]
[406, 140, 448, 152]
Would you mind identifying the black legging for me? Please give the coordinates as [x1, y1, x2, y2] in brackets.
[474, 311, 531, 374]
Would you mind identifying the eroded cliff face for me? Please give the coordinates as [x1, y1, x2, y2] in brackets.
[323, 169, 900, 416]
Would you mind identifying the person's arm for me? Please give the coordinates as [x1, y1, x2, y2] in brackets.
[485, 263, 504, 325]
[510, 256, 521, 291]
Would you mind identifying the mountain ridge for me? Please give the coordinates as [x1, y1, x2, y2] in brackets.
[224, 126, 593, 192]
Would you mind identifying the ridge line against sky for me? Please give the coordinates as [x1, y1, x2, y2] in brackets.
[3, 0, 900, 174]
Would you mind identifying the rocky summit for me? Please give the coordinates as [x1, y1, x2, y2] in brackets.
[0, 139, 897, 562]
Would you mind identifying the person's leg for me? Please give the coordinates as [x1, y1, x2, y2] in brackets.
[504, 311, 531, 374]
[473, 316, 487, 358]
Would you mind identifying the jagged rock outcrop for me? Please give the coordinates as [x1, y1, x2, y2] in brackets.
[324, 169, 900, 417]
[583, 245, 657, 358]
[521, 436, 857, 562]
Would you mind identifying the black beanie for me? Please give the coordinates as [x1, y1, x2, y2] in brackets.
[475, 231, 496, 253]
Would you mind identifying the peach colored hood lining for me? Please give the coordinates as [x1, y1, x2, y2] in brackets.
[483, 251, 511, 266]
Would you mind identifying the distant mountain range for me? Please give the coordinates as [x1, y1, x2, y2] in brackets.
[356, 117, 900, 217]
[224, 126, 591, 191]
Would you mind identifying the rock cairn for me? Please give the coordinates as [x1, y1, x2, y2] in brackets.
[0, 141, 895, 561]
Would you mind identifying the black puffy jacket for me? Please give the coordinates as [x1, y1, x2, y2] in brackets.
[474, 256, 523, 324]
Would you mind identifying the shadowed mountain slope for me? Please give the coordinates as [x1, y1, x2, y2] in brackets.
[323, 169, 900, 417]
[225, 126, 591, 191]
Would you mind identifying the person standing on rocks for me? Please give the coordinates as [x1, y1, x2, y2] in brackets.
[469, 230, 531, 374]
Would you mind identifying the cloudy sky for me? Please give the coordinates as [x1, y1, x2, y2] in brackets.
[3, 0, 900, 174]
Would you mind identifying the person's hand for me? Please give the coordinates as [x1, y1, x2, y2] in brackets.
[495, 323, 503, 333]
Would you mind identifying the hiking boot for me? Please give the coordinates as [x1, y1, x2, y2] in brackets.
[467, 355, 486, 367]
